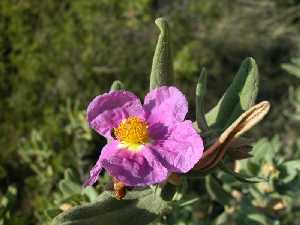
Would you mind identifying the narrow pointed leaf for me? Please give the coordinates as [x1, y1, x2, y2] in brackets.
[196, 68, 209, 131]
[282, 63, 300, 78]
[205, 57, 259, 128]
[150, 17, 174, 90]
[218, 161, 265, 183]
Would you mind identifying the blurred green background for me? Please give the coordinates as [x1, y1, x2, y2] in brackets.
[1, 0, 300, 224]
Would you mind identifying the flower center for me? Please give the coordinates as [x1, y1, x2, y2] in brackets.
[114, 116, 149, 146]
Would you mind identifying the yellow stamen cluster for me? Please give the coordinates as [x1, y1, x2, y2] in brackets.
[114, 116, 149, 145]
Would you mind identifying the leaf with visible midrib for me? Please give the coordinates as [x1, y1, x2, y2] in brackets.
[149, 17, 174, 90]
[205, 57, 259, 129]
[196, 68, 209, 132]
[51, 189, 167, 225]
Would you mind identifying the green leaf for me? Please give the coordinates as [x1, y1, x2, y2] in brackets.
[219, 161, 265, 183]
[58, 169, 81, 198]
[252, 137, 279, 164]
[280, 160, 300, 183]
[239, 136, 280, 176]
[282, 64, 300, 78]
[205, 176, 232, 205]
[149, 17, 174, 90]
[52, 189, 167, 225]
[270, 135, 281, 155]
[247, 213, 279, 225]
[64, 169, 80, 183]
[282, 160, 300, 170]
[251, 138, 273, 163]
[205, 57, 259, 129]
[110, 80, 124, 92]
[196, 68, 209, 132]
[45, 209, 62, 220]
[58, 180, 81, 198]
[82, 187, 99, 202]
[282, 57, 300, 79]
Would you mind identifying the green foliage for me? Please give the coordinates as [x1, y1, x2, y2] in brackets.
[205, 57, 259, 129]
[282, 57, 300, 78]
[150, 18, 174, 90]
[1, 0, 300, 225]
[44, 169, 99, 221]
[205, 175, 232, 205]
[0, 186, 20, 225]
[51, 14, 268, 225]
[110, 80, 125, 92]
[52, 188, 167, 225]
[196, 68, 209, 132]
[218, 161, 266, 184]
[205, 136, 300, 225]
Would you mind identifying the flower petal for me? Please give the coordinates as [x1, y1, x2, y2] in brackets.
[150, 120, 204, 173]
[87, 91, 144, 139]
[84, 155, 103, 187]
[100, 141, 169, 186]
[144, 86, 188, 126]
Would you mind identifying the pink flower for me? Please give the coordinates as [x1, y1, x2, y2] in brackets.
[84, 86, 204, 187]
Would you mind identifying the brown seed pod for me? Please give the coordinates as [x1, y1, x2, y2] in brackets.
[193, 101, 270, 171]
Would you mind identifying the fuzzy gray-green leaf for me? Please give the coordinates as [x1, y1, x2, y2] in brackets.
[196, 68, 209, 132]
[52, 189, 167, 225]
[58, 169, 81, 197]
[110, 80, 124, 92]
[205, 57, 259, 129]
[281, 160, 300, 183]
[149, 17, 174, 90]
